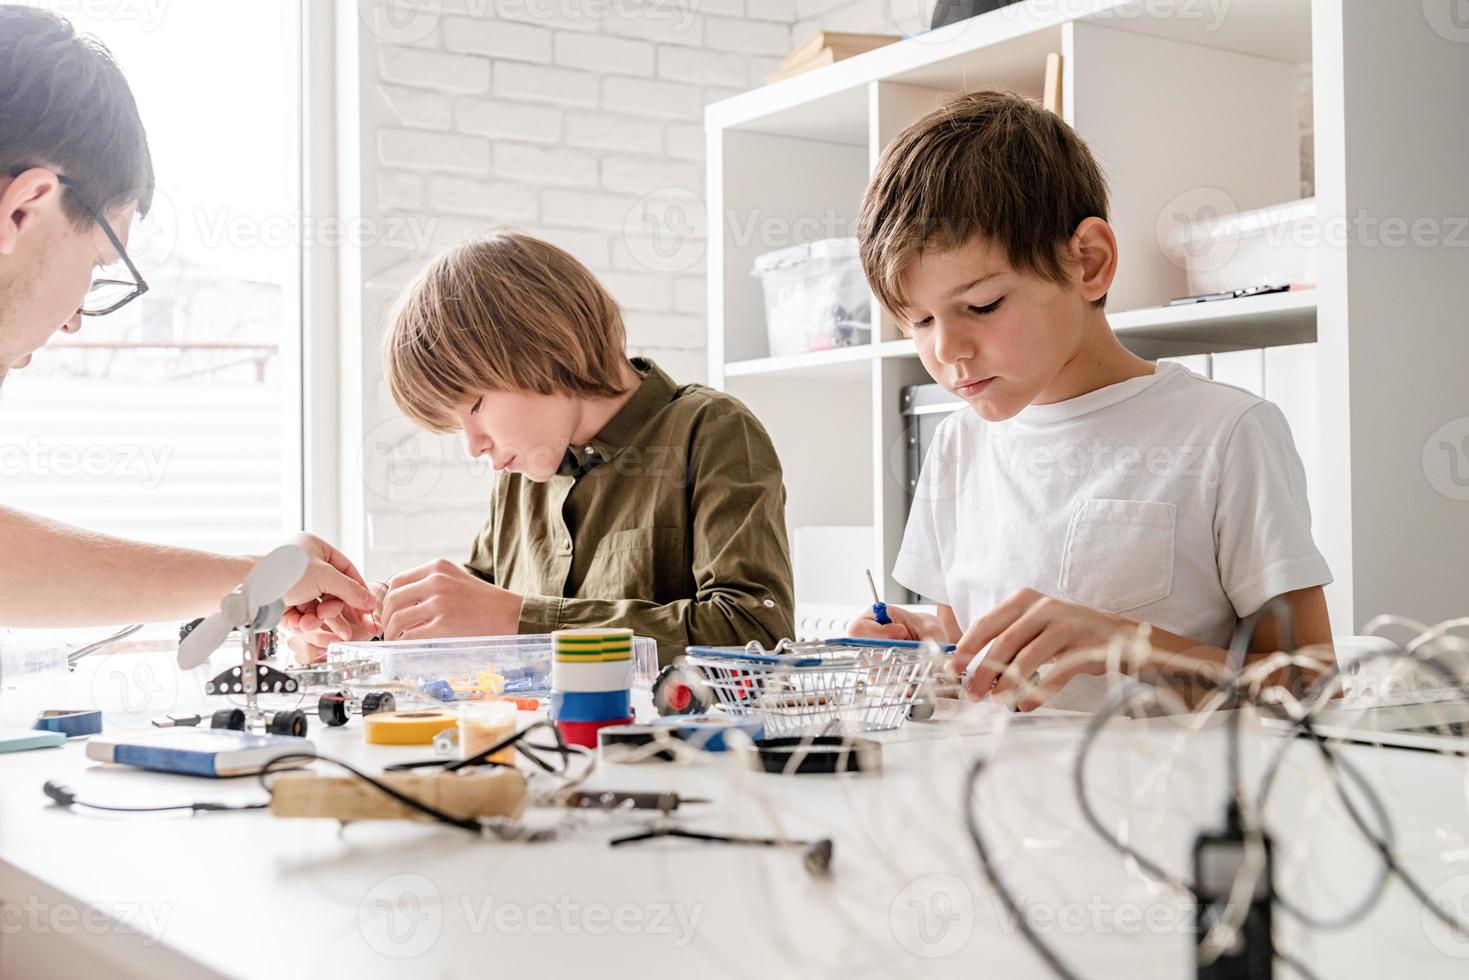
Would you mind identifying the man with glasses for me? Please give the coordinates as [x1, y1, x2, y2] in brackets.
[0, 7, 375, 628]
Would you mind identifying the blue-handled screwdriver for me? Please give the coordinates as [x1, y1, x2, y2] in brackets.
[865, 569, 892, 626]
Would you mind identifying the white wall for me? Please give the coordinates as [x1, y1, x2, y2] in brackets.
[790, 0, 932, 40]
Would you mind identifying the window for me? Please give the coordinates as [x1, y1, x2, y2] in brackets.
[0, 1, 304, 555]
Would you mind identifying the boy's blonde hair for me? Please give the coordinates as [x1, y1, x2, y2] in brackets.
[385, 230, 632, 432]
[857, 90, 1110, 320]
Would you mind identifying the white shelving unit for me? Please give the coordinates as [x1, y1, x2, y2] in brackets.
[706, 0, 1469, 634]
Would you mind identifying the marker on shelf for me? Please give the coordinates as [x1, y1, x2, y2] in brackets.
[865, 569, 892, 626]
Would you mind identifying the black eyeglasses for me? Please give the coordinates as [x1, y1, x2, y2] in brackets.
[52, 174, 150, 316]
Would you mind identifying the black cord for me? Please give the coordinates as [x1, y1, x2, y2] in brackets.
[1068, 649, 1469, 939]
[1255, 646, 1469, 937]
[256, 752, 483, 832]
[1253, 701, 1395, 930]
[42, 780, 266, 814]
[1069, 662, 1397, 932]
[964, 753, 1084, 980]
[1224, 598, 1296, 826]
[967, 626, 1469, 980]
[43, 721, 585, 835]
[1071, 678, 1196, 893]
[1275, 948, 1328, 980]
[256, 721, 591, 835]
[381, 719, 583, 775]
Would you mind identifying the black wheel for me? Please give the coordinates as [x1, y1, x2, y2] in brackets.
[652, 664, 709, 716]
[317, 691, 350, 727]
[210, 707, 246, 731]
[269, 709, 307, 738]
[361, 691, 396, 716]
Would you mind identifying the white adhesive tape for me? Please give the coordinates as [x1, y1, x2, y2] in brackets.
[552, 656, 634, 693]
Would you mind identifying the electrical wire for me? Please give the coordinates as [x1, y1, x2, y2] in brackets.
[41, 780, 267, 814]
[257, 751, 484, 832]
[962, 615, 1469, 979]
[964, 751, 1084, 980]
[259, 719, 597, 832]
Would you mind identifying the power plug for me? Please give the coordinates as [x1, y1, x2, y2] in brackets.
[1193, 812, 1274, 980]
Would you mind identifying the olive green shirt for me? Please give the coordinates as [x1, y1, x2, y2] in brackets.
[466, 359, 795, 665]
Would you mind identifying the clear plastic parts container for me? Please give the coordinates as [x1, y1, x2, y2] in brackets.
[324, 633, 660, 699]
[751, 237, 872, 357]
[0, 631, 75, 688]
[459, 700, 518, 764]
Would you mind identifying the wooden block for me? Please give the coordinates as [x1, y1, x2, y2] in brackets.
[268, 767, 527, 824]
[1043, 52, 1063, 115]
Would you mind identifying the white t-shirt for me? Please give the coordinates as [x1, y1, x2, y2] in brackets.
[893, 361, 1332, 649]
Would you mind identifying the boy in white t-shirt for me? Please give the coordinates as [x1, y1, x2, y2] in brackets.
[848, 91, 1333, 706]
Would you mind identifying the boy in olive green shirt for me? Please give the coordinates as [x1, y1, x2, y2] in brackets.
[287, 231, 794, 665]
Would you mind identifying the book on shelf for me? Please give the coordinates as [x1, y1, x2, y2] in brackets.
[768, 31, 899, 83]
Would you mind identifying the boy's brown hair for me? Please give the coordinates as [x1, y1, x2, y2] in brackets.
[385, 230, 632, 432]
[857, 90, 1110, 319]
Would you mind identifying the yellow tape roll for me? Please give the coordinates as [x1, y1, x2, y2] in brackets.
[363, 709, 460, 746]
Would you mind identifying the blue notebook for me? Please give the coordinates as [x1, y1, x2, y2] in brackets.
[86, 729, 314, 777]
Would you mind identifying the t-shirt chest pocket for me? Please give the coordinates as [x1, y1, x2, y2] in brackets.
[1058, 498, 1176, 613]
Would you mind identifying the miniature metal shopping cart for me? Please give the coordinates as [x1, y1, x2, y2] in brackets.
[681, 638, 948, 736]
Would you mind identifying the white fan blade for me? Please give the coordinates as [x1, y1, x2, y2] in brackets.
[178, 612, 233, 670]
[242, 545, 310, 610]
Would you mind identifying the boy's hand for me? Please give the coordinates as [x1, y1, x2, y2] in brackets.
[282, 597, 377, 665]
[379, 559, 523, 641]
[847, 605, 948, 644]
[958, 588, 1131, 707]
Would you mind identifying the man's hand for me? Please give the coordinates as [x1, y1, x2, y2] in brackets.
[847, 605, 948, 644]
[281, 533, 374, 612]
[275, 535, 375, 664]
[958, 588, 1134, 708]
[379, 559, 523, 642]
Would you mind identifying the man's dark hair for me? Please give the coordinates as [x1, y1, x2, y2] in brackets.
[0, 6, 154, 225]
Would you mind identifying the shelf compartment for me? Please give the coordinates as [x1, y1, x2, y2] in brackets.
[1111, 288, 1317, 352]
[723, 344, 876, 381]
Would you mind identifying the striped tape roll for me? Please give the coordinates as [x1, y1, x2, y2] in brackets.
[552, 655, 634, 693]
[551, 689, 632, 723]
[557, 715, 634, 749]
[552, 628, 634, 662]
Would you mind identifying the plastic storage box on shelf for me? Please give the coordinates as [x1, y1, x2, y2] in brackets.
[750, 237, 871, 357]
[324, 633, 660, 700]
[1163, 197, 1317, 296]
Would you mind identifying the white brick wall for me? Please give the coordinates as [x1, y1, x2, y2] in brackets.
[349, 0, 805, 577]
[790, 0, 920, 41]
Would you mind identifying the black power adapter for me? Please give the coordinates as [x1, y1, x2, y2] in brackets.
[1193, 806, 1274, 980]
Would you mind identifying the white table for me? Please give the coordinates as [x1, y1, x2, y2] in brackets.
[3, 649, 1468, 979]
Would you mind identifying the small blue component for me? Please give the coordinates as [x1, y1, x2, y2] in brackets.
[419, 679, 455, 701]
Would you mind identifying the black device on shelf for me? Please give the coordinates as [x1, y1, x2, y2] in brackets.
[930, 0, 1022, 31]
[898, 383, 966, 603]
